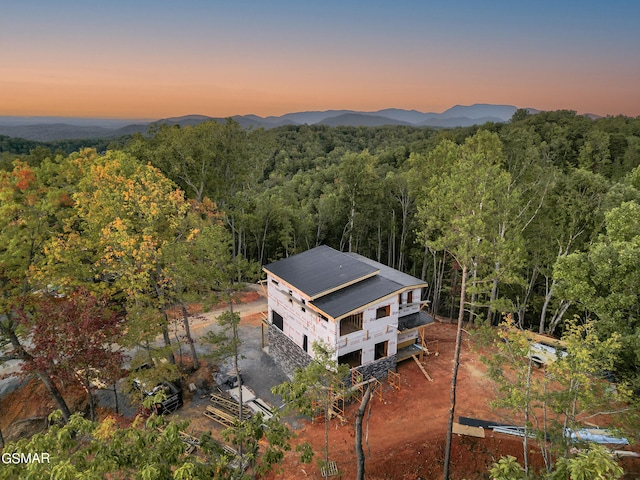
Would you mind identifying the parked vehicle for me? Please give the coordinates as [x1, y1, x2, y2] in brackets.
[132, 363, 183, 414]
[529, 341, 566, 368]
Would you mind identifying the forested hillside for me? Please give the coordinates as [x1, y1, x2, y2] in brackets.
[2, 109, 640, 478]
[3, 109, 640, 389]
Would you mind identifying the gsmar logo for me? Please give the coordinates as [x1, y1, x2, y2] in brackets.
[1, 452, 51, 464]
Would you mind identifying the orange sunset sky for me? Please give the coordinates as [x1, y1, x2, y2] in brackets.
[1, 1, 639, 119]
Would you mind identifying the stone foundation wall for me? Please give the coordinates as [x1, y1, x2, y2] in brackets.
[267, 325, 397, 385]
[351, 355, 397, 385]
[267, 325, 312, 379]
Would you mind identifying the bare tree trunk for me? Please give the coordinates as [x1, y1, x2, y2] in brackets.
[377, 222, 382, 263]
[449, 267, 459, 320]
[180, 303, 199, 370]
[443, 264, 467, 480]
[348, 199, 356, 253]
[523, 353, 534, 476]
[84, 371, 96, 422]
[230, 299, 244, 460]
[421, 242, 429, 281]
[539, 276, 556, 334]
[517, 267, 538, 329]
[488, 261, 500, 325]
[488, 223, 507, 325]
[36, 371, 72, 422]
[5, 327, 73, 422]
[161, 323, 176, 365]
[398, 199, 409, 272]
[547, 300, 572, 335]
[468, 263, 478, 324]
[356, 385, 373, 480]
[113, 382, 119, 415]
[431, 251, 446, 316]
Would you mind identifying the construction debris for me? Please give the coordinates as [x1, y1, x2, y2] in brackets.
[203, 393, 253, 428]
[453, 422, 485, 438]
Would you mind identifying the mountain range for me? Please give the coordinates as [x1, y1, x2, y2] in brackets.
[0, 104, 539, 142]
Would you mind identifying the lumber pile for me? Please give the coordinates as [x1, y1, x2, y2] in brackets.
[203, 393, 253, 428]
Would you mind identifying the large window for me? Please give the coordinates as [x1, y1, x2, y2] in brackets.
[338, 349, 362, 368]
[340, 312, 363, 336]
[374, 340, 389, 360]
[272, 311, 283, 331]
[376, 305, 391, 319]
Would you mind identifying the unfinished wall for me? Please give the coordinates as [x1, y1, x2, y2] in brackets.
[267, 324, 312, 379]
[352, 355, 397, 383]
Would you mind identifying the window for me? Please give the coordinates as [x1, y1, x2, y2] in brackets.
[376, 305, 391, 319]
[271, 279, 279, 286]
[303, 334, 308, 353]
[340, 312, 363, 336]
[407, 291, 413, 304]
[374, 340, 389, 360]
[338, 349, 362, 368]
[272, 311, 283, 331]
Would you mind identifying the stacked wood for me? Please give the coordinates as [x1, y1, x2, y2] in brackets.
[203, 393, 253, 428]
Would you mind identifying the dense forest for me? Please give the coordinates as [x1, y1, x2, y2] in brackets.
[2, 109, 640, 478]
[3, 110, 640, 390]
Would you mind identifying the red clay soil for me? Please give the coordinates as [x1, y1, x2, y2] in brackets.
[4, 309, 639, 478]
[263, 321, 633, 480]
[261, 321, 528, 480]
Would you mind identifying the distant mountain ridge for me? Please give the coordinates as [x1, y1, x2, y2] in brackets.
[0, 104, 541, 141]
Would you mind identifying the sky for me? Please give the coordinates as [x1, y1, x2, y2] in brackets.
[1, 0, 639, 119]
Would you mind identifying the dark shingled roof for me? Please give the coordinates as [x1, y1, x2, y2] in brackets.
[344, 252, 427, 288]
[398, 311, 434, 331]
[263, 245, 378, 298]
[310, 275, 402, 319]
[265, 245, 430, 320]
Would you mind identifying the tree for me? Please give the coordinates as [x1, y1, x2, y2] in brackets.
[0, 159, 76, 420]
[164, 202, 236, 371]
[491, 445, 623, 480]
[484, 318, 632, 476]
[128, 119, 270, 261]
[550, 445, 623, 480]
[412, 131, 514, 479]
[337, 150, 381, 253]
[273, 341, 350, 477]
[355, 384, 373, 480]
[554, 200, 640, 388]
[482, 316, 538, 475]
[42, 150, 193, 365]
[15, 289, 124, 421]
[0, 412, 235, 480]
[221, 412, 309, 479]
[520, 167, 609, 335]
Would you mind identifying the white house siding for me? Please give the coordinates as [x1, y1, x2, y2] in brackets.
[397, 329, 418, 346]
[266, 274, 338, 358]
[268, 274, 425, 368]
[337, 296, 399, 366]
[396, 287, 423, 346]
[398, 288, 422, 316]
